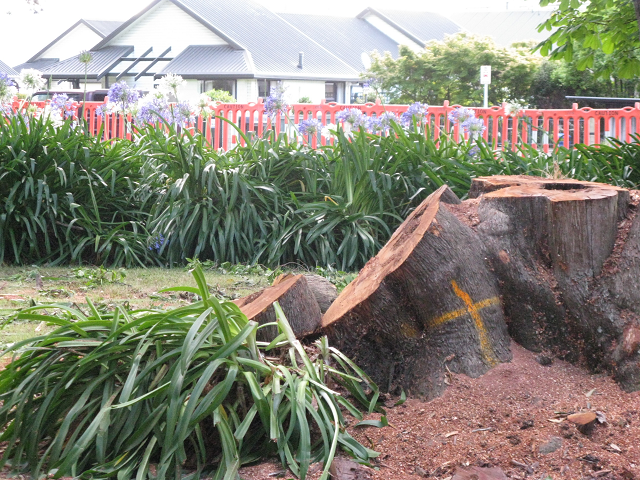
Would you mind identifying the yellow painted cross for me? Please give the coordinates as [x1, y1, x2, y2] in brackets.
[430, 280, 500, 366]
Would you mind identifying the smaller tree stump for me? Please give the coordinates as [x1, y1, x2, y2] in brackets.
[234, 274, 322, 341]
[272, 273, 338, 314]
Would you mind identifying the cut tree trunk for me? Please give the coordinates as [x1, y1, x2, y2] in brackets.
[321, 185, 512, 399]
[233, 274, 322, 342]
[472, 175, 640, 391]
[272, 273, 338, 314]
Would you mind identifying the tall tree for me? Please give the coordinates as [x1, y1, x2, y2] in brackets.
[366, 34, 541, 107]
[537, 0, 640, 78]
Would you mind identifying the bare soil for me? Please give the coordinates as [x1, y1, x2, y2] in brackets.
[239, 341, 639, 480]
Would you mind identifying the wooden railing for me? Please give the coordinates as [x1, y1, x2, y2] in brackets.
[10, 98, 640, 152]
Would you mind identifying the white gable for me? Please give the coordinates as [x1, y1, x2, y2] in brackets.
[106, 0, 228, 56]
[37, 23, 103, 61]
[362, 14, 424, 52]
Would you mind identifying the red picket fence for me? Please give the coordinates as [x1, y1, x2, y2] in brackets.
[10, 98, 640, 152]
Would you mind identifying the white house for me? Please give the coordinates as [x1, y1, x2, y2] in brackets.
[30, 1, 549, 103]
[14, 19, 123, 79]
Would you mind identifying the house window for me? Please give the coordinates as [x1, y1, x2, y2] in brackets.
[201, 79, 236, 98]
[325, 82, 336, 102]
[258, 79, 282, 98]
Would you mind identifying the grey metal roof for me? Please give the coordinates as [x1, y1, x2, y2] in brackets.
[279, 14, 400, 72]
[40, 46, 134, 79]
[83, 20, 124, 37]
[0, 59, 18, 76]
[95, 0, 362, 81]
[448, 11, 552, 47]
[157, 45, 254, 78]
[373, 9, 462, 45]
[13, 58, 60, 73]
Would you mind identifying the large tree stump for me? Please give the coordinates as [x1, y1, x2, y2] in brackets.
[321, 186, 512, 399]
[233, 274, 322, 342]
[471, 175, 639, 391]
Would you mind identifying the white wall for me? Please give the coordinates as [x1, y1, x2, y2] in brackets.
[106, 0, 228, 57]
[362, 14, 424, 52]
[236, 79, 256, 103]
[37, 23, 103, 61]
[281, 80, 325, 103]
[180, 80, 201, 102]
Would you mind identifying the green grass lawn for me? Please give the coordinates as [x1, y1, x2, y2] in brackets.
[0, 264, 356, 355]
[0, 265, 274, 353]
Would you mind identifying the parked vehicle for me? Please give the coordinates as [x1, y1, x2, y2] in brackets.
[31, 89, 110, 102]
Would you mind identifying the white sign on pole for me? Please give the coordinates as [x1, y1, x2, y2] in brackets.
[480, 65, 492, 85]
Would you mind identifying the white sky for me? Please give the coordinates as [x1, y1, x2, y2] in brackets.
[0, 0, 545, 66]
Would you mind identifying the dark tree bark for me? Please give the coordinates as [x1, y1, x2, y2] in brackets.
[233, 274, 322, 342]
[471, 175, 639, 391]
[272, 273, 337, 314]
[321, 185, 512, 399]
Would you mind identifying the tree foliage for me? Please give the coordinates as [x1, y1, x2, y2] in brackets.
[367, 34, 541, 106]
[366, 32, 639, 108]
[536, 0, 640, 78]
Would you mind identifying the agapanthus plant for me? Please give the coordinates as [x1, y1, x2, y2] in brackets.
[0, 73, 17, 103]
[168, 100, 195, 127]
[264, 83, 289, 119]
[18, 69, 46, 94]
[448, 107, 475, 125]
[158, 73, 186, 100]
[136, 93, 170, 125]
[335, 108, 366, 130]
[461, 116, 486, 137]
[400, 102, 428, 127]
[367, 112, 398, 134]
[505, 102, 524, 117]
[297, 118, 322, 136]
[107, 81, 140, 113]
[49, 93, 76, 119]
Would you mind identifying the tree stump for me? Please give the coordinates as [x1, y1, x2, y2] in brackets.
[321, 186, 512, 399]
[472, 175, 640, 391]
[233, 274, 322, 342]
[272, 273, 337, 314]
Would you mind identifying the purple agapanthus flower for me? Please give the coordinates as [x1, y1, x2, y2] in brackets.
[137, 95, 169, 125]
[264, 83, 289, 119]
[50, 93, 76, 119]
[0, 73, 16, 103]
[169, 101, 195, 127]
[298, 118, 322, 136]
[367, 112, 398, 133]
[400, 102, 428, 126]
[335, 108, 366, 129]
[107, 81, 139, 111]
[467, 145, 481, 158]
[448, 107, 475, 124]
[362, 76, 381, 90]
[461, 116, 486, 136]
[148, 233, 166, 252]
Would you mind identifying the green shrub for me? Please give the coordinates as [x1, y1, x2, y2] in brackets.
[0, 114, 157, 267]
[204, 89, 235, 103]
[3, 112, 640, 270]
[0, 266, 380, 480]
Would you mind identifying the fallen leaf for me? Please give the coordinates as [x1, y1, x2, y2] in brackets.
[548, 418, 564, 423]
[585, 388, 597, 397]
[445, 431, 459, 438]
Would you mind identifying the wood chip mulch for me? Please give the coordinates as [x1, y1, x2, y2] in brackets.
[240, 341, 639, 480]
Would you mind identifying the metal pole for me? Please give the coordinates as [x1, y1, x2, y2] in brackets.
[484, 84, 488, 108]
